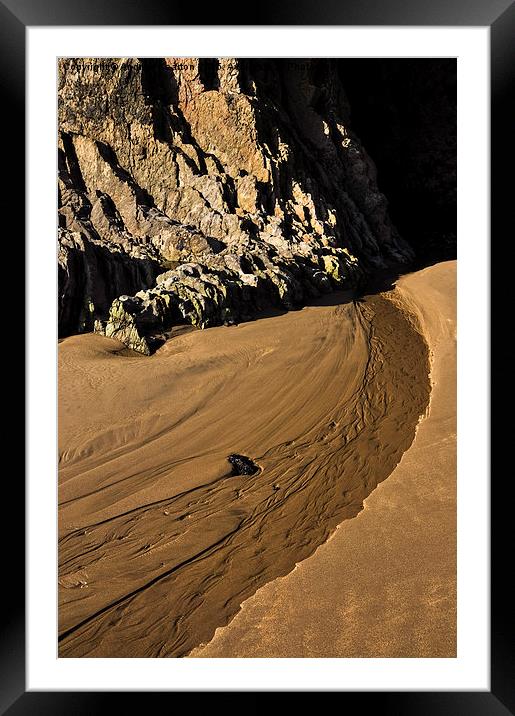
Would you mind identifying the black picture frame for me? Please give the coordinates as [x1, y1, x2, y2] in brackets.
[5, 0, 511, 712]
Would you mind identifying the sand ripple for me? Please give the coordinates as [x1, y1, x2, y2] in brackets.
[58, 290, 430, 657]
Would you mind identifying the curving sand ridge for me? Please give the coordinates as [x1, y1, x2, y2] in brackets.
[58, 283, 431, 657]
[192, 260, 457, 658]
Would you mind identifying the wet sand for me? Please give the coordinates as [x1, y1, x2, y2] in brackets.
[57, 265, 439, 658]
[192, 260, 456, 657]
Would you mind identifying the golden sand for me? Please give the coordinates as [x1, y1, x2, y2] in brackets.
[57, 263, 455, 658]
[192, 260, 456, 657]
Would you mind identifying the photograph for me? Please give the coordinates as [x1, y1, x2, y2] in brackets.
[0, 0, 505, 702]
[57, 56, 457, 659]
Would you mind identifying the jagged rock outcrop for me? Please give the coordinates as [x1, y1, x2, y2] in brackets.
[58, 58, 414, 352]
[58, 228, 161, 335]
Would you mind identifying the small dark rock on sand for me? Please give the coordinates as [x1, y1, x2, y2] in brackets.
[228, 454, 260, 476]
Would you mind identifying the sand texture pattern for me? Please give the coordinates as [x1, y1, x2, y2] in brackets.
[192, 260, 456, 657]
[58, 276, 431, 657]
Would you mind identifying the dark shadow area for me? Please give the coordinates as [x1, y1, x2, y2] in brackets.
[139, 58, 182, 147]
[198, 58, 220, 91]
[338, 59, 457, 265]
[58, 239, 161, 337]
[139, 58, 176, 105]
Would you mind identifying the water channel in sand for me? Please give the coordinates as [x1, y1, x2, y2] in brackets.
[58, 287, 430, 657]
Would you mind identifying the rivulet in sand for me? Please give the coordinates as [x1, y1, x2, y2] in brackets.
[59, 277, 431, 657]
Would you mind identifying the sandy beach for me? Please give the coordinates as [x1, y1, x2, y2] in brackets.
[192, 259, 457, 657]
[54, 57, 457, 663]
[58, 261, 454, 658]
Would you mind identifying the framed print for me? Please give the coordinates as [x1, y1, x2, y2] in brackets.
[5, 0, 511, 711]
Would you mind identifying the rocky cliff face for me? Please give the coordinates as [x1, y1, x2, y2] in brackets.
[58, 58, 414, 353]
